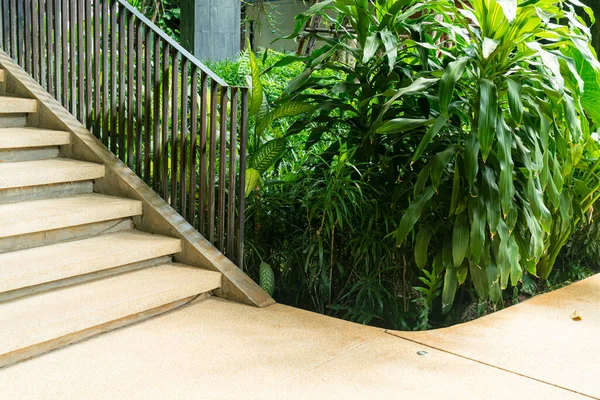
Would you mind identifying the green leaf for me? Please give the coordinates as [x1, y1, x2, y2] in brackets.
[464, 132, 480, 191]
[439, 57, 469, 116]
[363, 33, 379, 63]
[452, 212, 470, 267]
[457, 262, 468, 285]
[415, 226, 433, 270]
[496, 116, 514, 216]
[412, 115, 447, 163]
[377, 118, 432, 134]
[448, 159, 461, 217]
[259, 261, 275, 296]
[482, 166, 501, 234]
[506, 79, 523, 126]
[478, 79, 497, 161]
[430, 146, 456, 190]
[248, 138, 287, 174]
[379, 29, 398, 68]
[283, 68, 313, 96]
[414, 162, 431, 197]
[469, 261, 489, 300]
[396, 187, 435, 247]
[245, 168, 261, 197]
[442, 267, 458, 313]
[248, 48, 265, 117]
[469, 195, 486, 264]
[256, 102, 314, 136]
[482, 37, 499, 59]
[496, 0, 516, 22]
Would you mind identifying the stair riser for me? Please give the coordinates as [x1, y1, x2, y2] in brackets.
[0, 294, 204, 369]
[0, 148, 58, 162]
[0, 256, 173, 303]
[0, 115, 26, 128]
[0, 219, 132, 254]
[0, 181, 93, 205]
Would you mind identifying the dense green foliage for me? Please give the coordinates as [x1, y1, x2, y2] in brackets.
[139, 0, 600, 329]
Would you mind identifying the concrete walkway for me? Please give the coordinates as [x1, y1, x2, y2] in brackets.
[1, 275, 598, 399]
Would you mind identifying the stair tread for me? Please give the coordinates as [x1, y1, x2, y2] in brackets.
[0, 96, 37, 113]
[0, 231, 181, 294]
[0, 69, 5, 83]
[0, 193, 142, 239]
[0, 127, 70, 149]
[0, 158, 104, 189]
[0, 264, 221, 357]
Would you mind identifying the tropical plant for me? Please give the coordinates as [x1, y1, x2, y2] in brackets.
[276, 0, 600, 314]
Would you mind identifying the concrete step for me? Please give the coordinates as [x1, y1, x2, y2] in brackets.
[0, 264, 222, 367]
[0, 158, 104, 190]
[0, 193, 142, 239]
[0, 231, 181, 296]
[0, 127, 70, 149]
[0, 96, 37, 114]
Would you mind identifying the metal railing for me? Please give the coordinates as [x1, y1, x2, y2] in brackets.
[0, 0, 248, 267]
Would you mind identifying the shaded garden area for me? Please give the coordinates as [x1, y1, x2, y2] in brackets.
[139, 0, 600, 330]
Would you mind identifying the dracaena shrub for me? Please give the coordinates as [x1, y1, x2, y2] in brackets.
[280, 0, 600, 313]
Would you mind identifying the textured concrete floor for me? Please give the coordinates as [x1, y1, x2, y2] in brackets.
[1, 275, 598, 399]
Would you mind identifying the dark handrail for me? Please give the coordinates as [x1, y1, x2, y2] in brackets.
[0, 0, 248, 268]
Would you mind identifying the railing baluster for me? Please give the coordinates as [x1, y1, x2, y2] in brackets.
[189, 66, 199, 228]
[61, 0, 68, 106]
[143, 26, 152, 183]
[69, 0, 76, 115]
[152, 32, 161, 191]
[31, 0, 39, 81]
[85, 0, 92, 129]
[110, 0, 117, 154]
[199, 72, 208, 236]
[77, 0, 84, 123]
[46, 0, 53, 93]
[218, 87, 228, 252]
[208, 80, 218, 243]
[0, 0, 4, 51]
[180, 58, 189, 220]
[135, 20, 143, 174]
[118, 8, 126, 162]
[54, 0, 61, 96]
[227, 88, 239, 257]
[170, 51, 179, 209]
[9, 0, 16, 61]
[238, 88, 249, 267]
[24, 0, 31, 73]
[101, 0, 109, 145]
[93, 0, 101, 138]
[161, 43, 170, 199]
[126, 13, 134, 168]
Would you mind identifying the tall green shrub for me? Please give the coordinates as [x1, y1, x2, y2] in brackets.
[277, 0, 600, 313]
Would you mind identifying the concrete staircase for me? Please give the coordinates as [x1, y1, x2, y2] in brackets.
[0, 70, 222, 367]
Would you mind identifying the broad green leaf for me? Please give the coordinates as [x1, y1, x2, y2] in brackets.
[564, 94, 582, 142]
[414, 162, 431, 197]
[363, 33, 379, 63]
[469, 195, 486, 263]
[482, 37, 499, 59]
[527, 176, 551, 233]
[245, 168, 261, 197]
[396, 187, 435, 247]
[248, 138, 287, 173]
[256, 102, 314, 136]
[430, 146, 456, 190]
[506, 79, 523, 126]
[496, 0, 516, 22]
[482, 166, 501, 234]
[259, 261, 275, 296]
[439, 57, 469, 116]
[580, 57, 600, 125]
[377, 118, 432, 134]
[379, 29, 398, 68]
[452, 212, 470, 267]
[448, 159, 461, 217]
[442, 267, 458, 313]
[415, 226, 433, 270]
[248, 48, 264, 117]
[457, 261, 468, 285]
[464, 132, 480, 191]
[412, 115, 447, 162]
[469, 261, 489, 299]
[496, 116, 514, 216]
[478, 79, 497, 161]
[283, 68, 312, 96]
